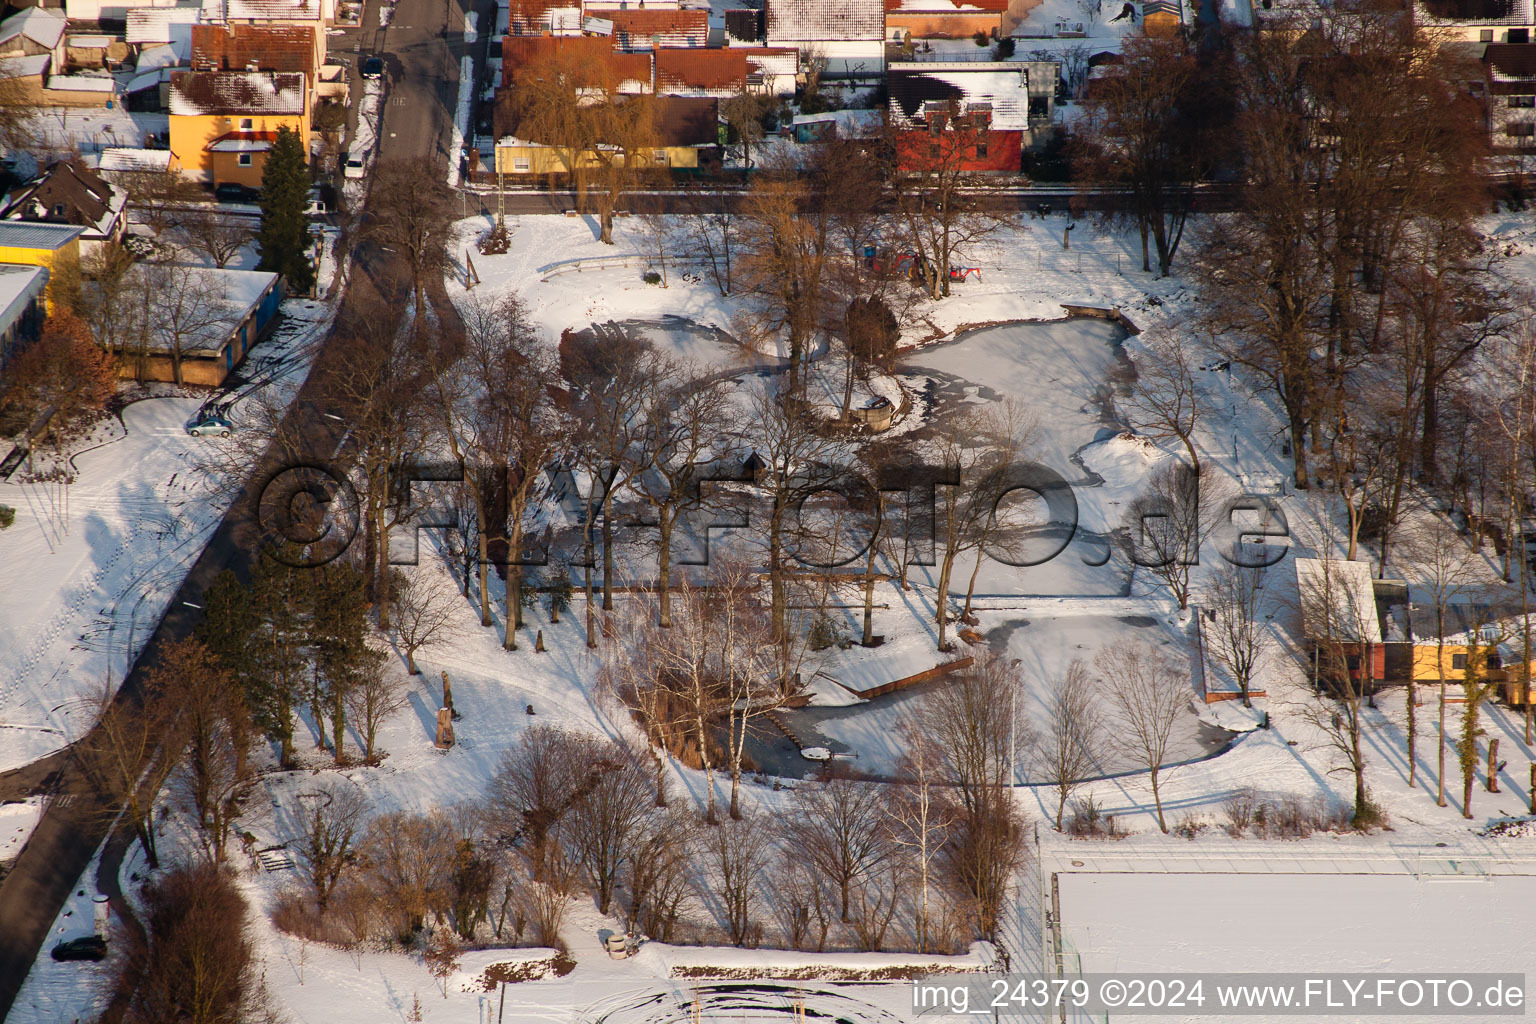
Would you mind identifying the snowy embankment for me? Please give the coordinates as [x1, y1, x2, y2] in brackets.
[446, 55, 473, 189]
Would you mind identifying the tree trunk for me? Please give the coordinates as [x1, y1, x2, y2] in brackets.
[1150, 766, 1167, 833]
[1406, 677, 1417, 787]
[477, 531, 492, 627]
[601, 493, 615, 611]
[658, 513, 674, 628]
[935, 550, 955, 652]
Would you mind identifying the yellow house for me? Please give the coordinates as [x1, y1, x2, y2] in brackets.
[494, 96, 719, 177]
[1405, 604, 1536, 706]
[0, 222, 82, 313]
[168, 71, 310, 187]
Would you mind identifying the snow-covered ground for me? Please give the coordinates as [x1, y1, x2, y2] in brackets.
[10, 204, 1536, 1024]
[0, 302, 331, 774]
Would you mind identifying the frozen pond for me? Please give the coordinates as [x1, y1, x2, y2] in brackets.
[752, 613, 1232, 781]
[900, 317, 1145, 599]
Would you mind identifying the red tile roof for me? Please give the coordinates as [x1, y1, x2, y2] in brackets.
[654, 46, 795, 92]
[884, 0, 1010, 10]
[504, 0, 568, 34]
[603, 8, 708, 50]
[501, 34, 651, 87]
[190, 23, 316, 74]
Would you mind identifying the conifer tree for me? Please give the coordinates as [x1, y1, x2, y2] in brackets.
[256, 125, 315, 294]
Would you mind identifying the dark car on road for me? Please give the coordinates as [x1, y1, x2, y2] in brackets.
[362, 55, 384, 79]
[214, 183, 259, 204]
[51, 936, 107, 962]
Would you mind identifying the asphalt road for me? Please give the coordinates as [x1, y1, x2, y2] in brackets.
[0, 0, 476, 1014]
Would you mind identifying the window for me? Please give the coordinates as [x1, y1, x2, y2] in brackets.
[237, 152, 253, 166]
[975, 137, 988, 158]
[1508, 123, 1536, 137]
[1511, 95, 1536, 108]
[512, 156, 530, 172]
[653, 149, 667, 165]
[239, 117, 253, 129]
[1480, 28, 1494, 41]
[1511, 28, 1530, 43]
[1452, 653, 1468, 670]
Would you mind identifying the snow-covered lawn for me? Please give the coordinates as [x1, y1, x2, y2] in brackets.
[0, 300, 331, 774]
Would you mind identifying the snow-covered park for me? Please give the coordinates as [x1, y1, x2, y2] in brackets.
[8, 195, 1536, 1024]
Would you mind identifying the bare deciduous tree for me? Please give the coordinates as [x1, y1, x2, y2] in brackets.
[1096, 641, 1189, 833]
[1201, 562, 1274, 708]
[391, 569, 463, 674]
[296, 784, 368, 910]
[1125, 462, 1231, 610]
[182, 209, 253, 268]
[927, 650, 1027, 816]
[706, 815, 766, 946]
[341, 652, 407, 762]
[781, 775, 896, 923]
[563, 739, 654, 916]
[887, 722, 959, 951]
[1036, 659, 1101, 830]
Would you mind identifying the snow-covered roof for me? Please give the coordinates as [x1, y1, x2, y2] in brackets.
[168, 70, 306, 115]
[0, 221, 85, 251]
[100, 147, 174, 172]
[0, 53, 50, 78]
[47, 73, 117, 92]
[224, 0, 325, 20]
[0, 264, 48, 333]
[142, 267, 278, 355]
[126, 6, 203, 45]
[67, 34, 115, 48]
[766, 0, 883, 42]
[1296, 557, 1383, 644]
[136, 41, 188, 72]
[888, 61, 1031, 130]
[0, 7, 66, 52]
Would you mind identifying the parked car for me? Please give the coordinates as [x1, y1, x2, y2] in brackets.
[214, 182, 259, 204]
[343, 150, 366, 180]
[51, 936, 107, 962]
[362, 55, 384, 79]
[186, 413, 234, 437]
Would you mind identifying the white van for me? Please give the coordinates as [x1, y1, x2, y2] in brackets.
[343, 150, 366, 179]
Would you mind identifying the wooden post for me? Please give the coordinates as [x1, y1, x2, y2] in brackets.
[1529, 764, 1535, 814]
[434, 707, 455, 749]
[441, 670, 454, 716]
[1486, 738, 1500, 793]
[535, 629, 545, 652]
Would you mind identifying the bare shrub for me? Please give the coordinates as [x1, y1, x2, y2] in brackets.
[296, 784, 368, 910]
[120, 862, 270, 1024]
[626, 809, 695, 942]
[705, 815, 766, 946]
[1065, 795, 1125, 839]
[1223, 787, 1256, 837]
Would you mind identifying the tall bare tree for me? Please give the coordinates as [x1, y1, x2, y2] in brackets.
[367, 158, 454, 315]
[781, 775, 896, 923]
[1037, 659, 1101, 830]
[1096, 641, 1189, 833]
[1201, 562, 1274, 708]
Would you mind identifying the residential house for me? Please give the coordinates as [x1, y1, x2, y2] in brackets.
[0, 8, 66, 72]
[118, 267, 283, 385]
[766, 0, 885, 79]
[65, 33, 130, 71]
[0, 264, 49, 379]
[0, 223, 82, 313]
[99, 147, 182, 179]
[884, 0, 1032, 42]
[653, 46, 797, 97]
[505, 0, 574, 34]
[1481, 43, 1536, 153]
[126, 5, 205, 58]
[0, 54, 52, 106]
[42, 70, 120, 108]
[887, 60, 1056, 171]
[168, 70, 310, 186]
[500, 34, 652, 91]
[1296, 557, 1387, 689]
[495, 96, 720, 175]
[1416, 0, 1535, 45]
[1, 162, 127, 257]
[600, 8, 709, 51]
[224, 0, 332, 56]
